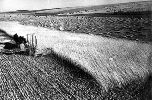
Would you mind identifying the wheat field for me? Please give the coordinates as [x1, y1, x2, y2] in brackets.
[37, 32, 152, 99]
[0, 21, 152, 99]
[41, 34, 152, 90]
[0, 54, 107, 99]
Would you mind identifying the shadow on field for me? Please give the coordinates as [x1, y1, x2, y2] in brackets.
[37, 48, 152, 100]
[41, 49, 100, 83]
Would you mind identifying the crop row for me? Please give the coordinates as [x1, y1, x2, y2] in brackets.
[0, 54, 105, 99]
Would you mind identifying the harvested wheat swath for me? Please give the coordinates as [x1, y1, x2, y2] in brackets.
[0, 54, 106, 99]
[50, 36, 152, 94]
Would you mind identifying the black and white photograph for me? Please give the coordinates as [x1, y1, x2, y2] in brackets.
[0, 0, 152, 99]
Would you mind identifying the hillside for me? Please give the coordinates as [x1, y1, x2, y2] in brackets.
[2, 1, 151, 16]
[33, 1, 152, 16]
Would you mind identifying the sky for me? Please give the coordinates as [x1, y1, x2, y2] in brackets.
[0, 0, 149, 12]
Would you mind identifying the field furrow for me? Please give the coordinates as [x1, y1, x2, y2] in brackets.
[0, 54, 106, 99]
[7, 55, 62, 100]
[2, 55, 35, 100]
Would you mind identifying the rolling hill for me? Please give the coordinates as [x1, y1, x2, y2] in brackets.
[2, 1, 151, 16]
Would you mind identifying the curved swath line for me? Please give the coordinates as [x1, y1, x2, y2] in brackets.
[38, 49, 102, 84]
[16, 55, 82, 100]
[33, 57, 91, 97]
[46, 49, 102, 82]
[17, 54, 89, 99]
[30, 57, 87, 99]
[10, 55, 71, 100]
[39, 51, 104, 98]
[35, 57, 80, 88]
